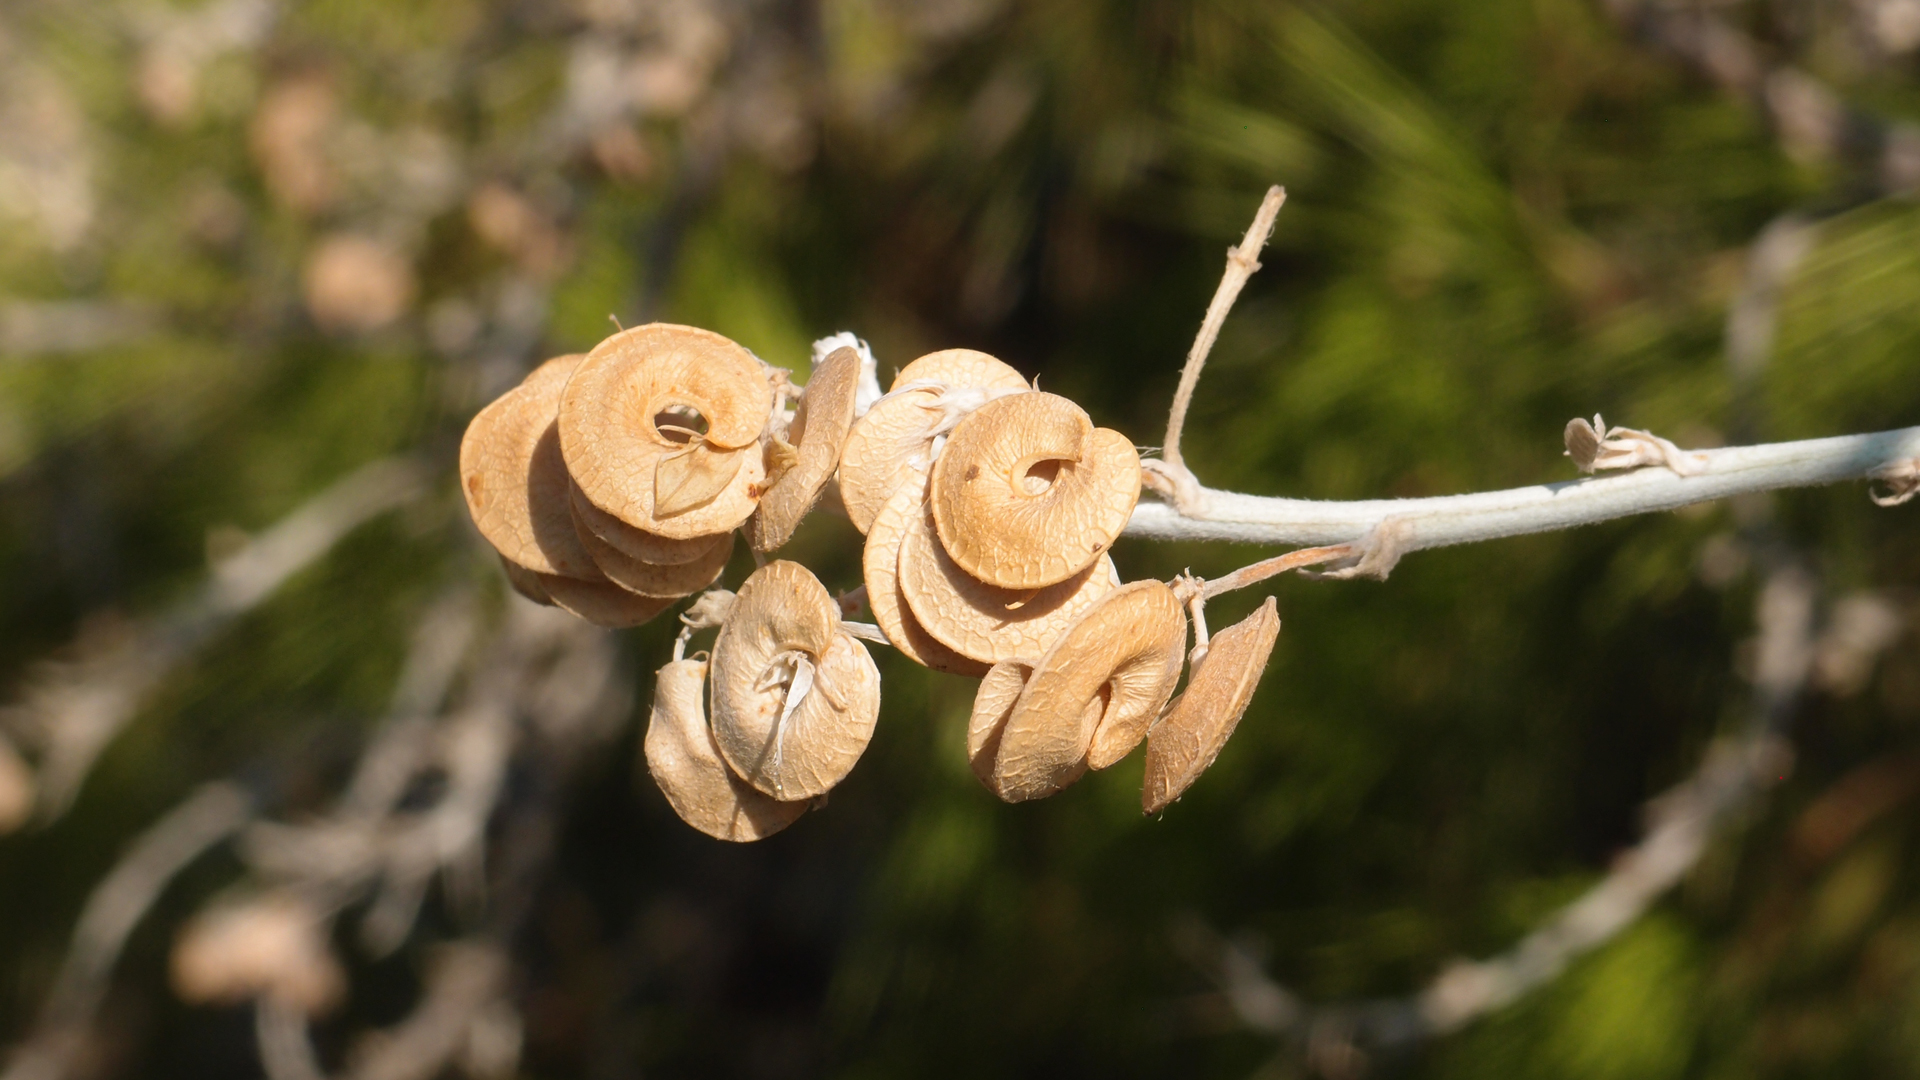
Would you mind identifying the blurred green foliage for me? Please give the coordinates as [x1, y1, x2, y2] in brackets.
[0, 0, 1918, 1076]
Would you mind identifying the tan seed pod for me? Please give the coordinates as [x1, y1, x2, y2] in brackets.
[990, 580, 1186, 802]
[889, 348, 1028, 393]
[931, 392, 1141, 590]
[836, 350, 1029, 534]
[748, 345, 863, 552]
[498, 555, 555, 606]
[567, 482, 730, 566]
[459, 354, 605, 579]
[644, 657, 810, 842]
[896, 497, 1115, 665]
[711, 561, 882, 800]
[836, 390, 945, 535]
[571, 501, 734, 598]
[968, 662, 1099, 802]
[861, 470, 989, 677]
[1143, 597, 1280, 814]
[558, 323, 771, 539]
[539, 571, 678, 629]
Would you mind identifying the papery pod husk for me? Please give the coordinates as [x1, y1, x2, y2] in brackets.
[460, 354, 603, 579]
[568, 480, 734, 566]
[644, 657, 810, 842]
[861, 469, 989, 677]
[1142, 597, 1280, 815]
[895, 497, 1115, 665]
[710, 561, 881, 800]
[989, 580, 1186, 802]
[571, 511, 733, 598]
[930, 391, 1140, 590]
[747, 345, 862, 552]
[557, 323, 770, 539]
[539, 571, 678, 628]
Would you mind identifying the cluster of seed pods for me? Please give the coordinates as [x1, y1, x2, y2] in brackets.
[460, 324, 1282, 842]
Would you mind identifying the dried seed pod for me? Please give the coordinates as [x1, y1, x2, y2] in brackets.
[539, 572, 677, 629]
[572, 503, 734, 598]
[459, 354, 605, 579]
[990, 580, 1186, 802]
[558, 323, 771, 539]
[837, 391, 943, 535]
[711, 561, 882, 800]
[931, 392, 1141, 590]
[836, 350, 1028, 533]
[567, 483, 730, 566]
[888, 348, 1027, 393]
[1143, 597, 1280, 814]
[644, 657, 810, 842]
[861, 470, 990, 676]
[896, 497, 1115, 665]
[498, 555, 555, 606]
[968, 660, 1079, 796]
[747, 345, 863, 552]
[968, 660, 1098, 801]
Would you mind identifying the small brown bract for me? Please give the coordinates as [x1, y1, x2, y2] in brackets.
[568, 483, 731, 566]
[931, 392, 1141, 590]
[896, 499, 1115, 665]
[459, 354, 605, 579]
[1142, 597, 1280, 814]
[558, 324, 771, 539]
[837, 350, 1027, 533]
[644, 657, 810, 842]
[748, 345, 862, 551]
[989, 580, 1186, 802]
[861, 470, 990, 677]
[572, 509, 734, 598]
[710, 561, 881, 800]
[539, 572, 678, 628]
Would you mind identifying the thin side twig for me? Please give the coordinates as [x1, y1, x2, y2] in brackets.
[1159, 185, 1287, 477]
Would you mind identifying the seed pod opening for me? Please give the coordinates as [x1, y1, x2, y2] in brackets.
[990, 580, 1186, 802]
[568, 483, 730, 566]
[748, 345, 862, 552]
[931, 392, 1141, 590]
[539, 572, 677, 629]
[889, 348, 1028, 393]
[572, 504, 734, 598]
[896, 498, 1115, 665]
[558, 324, 771, 538]
[837, 350, 1028, 534]
[1143, 597, 1280, 815]
[459, 354, 604, 579]
[644, 658, 810, 842]
[710, 561, 881, 800]
[861, 470, 989, 677]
